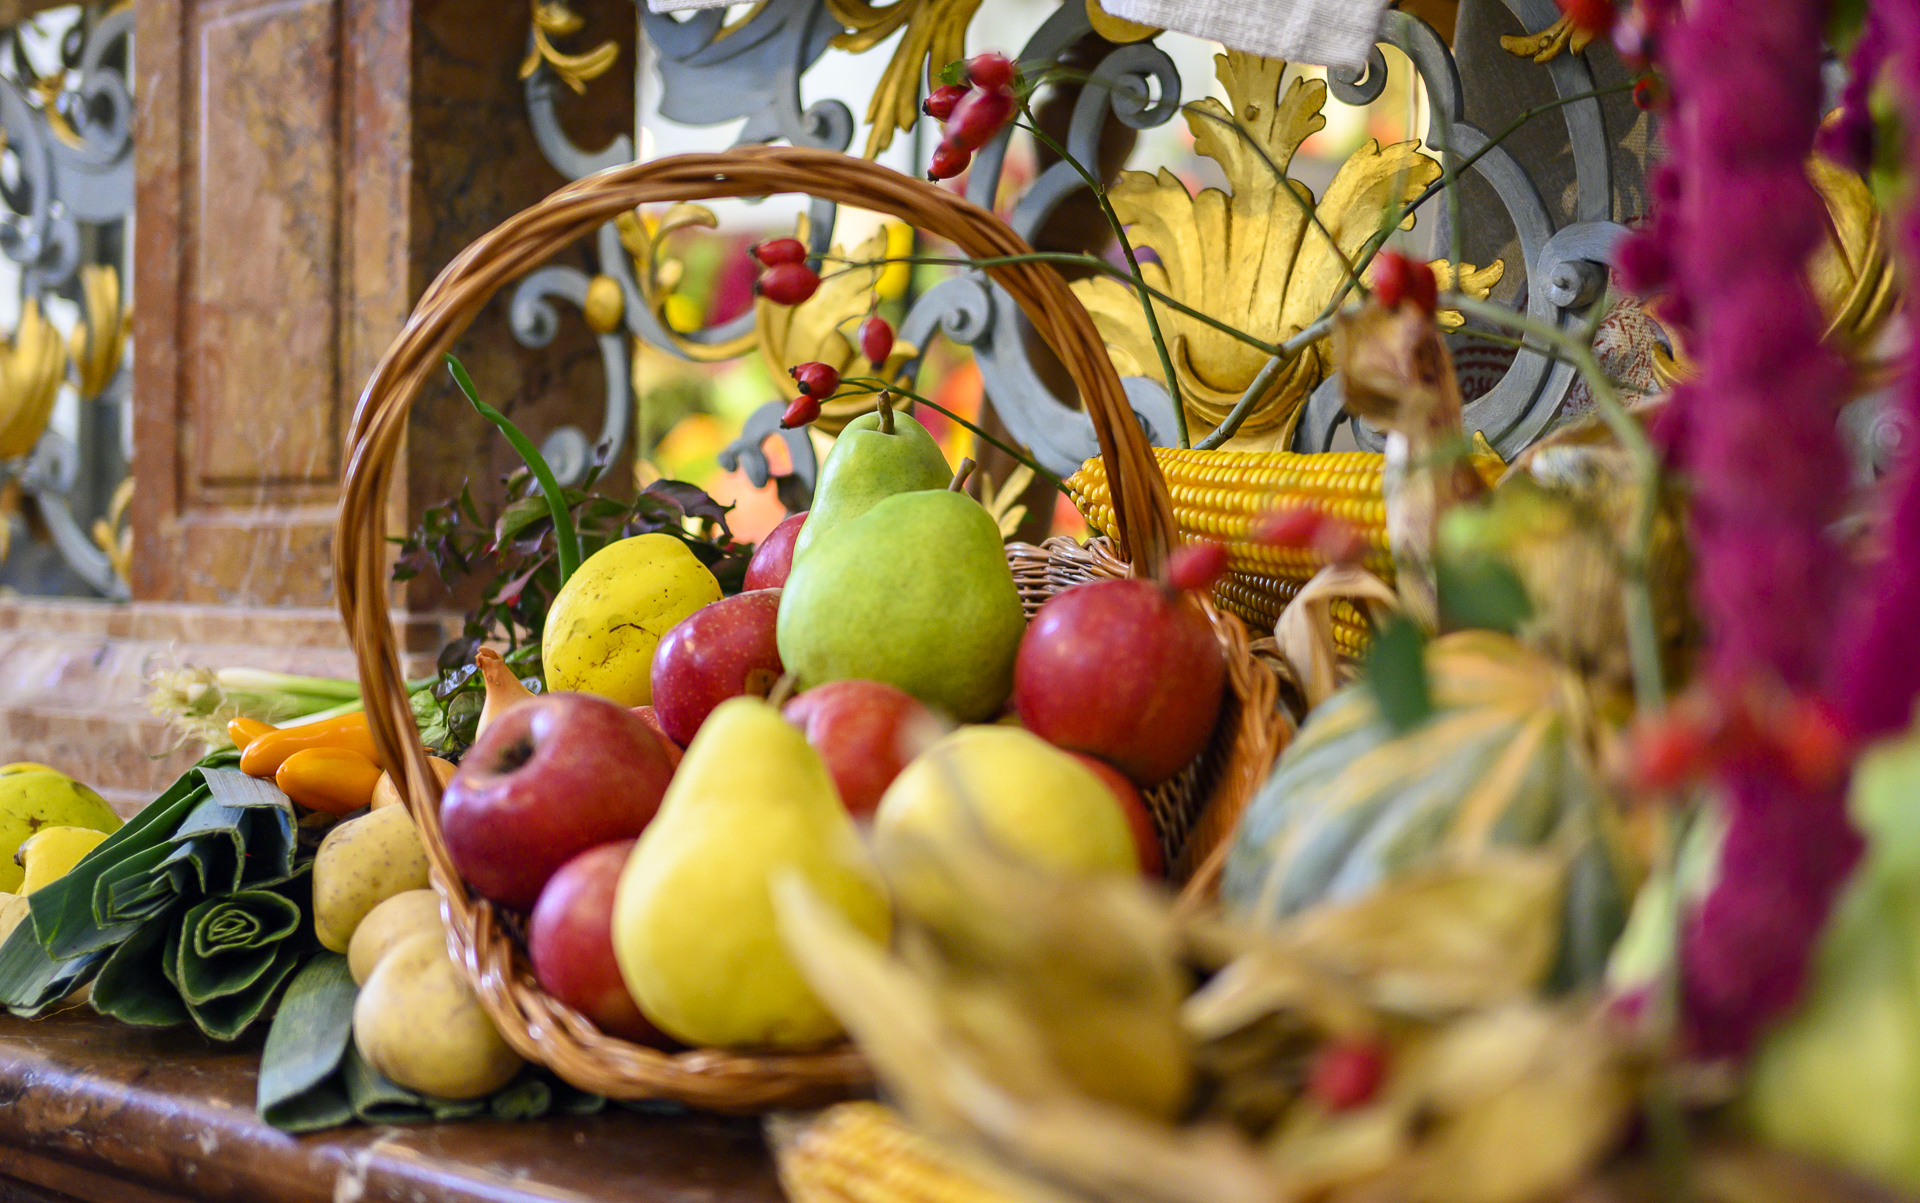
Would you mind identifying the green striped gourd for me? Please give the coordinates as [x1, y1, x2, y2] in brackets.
[1220, 631, 1641, 987]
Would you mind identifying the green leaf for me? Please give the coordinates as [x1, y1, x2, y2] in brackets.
[257, 955, 358, 1132]
[1437, 555, 1534, 634]
[1364, 617, 1433, 735]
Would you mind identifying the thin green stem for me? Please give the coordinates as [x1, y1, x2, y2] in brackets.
[818, 251, 1286, 357]
[1445, 293, 1666, 711]
[1194, 315, 1335, 450]
[447, 354, 583, 587]
[839, 377, 1068, 495]
[1015, 109, 1189, 447]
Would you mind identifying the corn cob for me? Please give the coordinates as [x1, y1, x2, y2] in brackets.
[1065, 447, 1502, 650]
[1067, 449, 1390, 649]
[1067, 448, 1394, 576]
[774, 1102, 1025, 1203]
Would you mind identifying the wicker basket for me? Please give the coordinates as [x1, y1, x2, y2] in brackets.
[334, 146, 1288, 1112]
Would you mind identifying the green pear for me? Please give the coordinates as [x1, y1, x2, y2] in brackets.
[611, 696, 890, 1049]
[778, 489, 1026, 722]
[793, 405, 950, 562]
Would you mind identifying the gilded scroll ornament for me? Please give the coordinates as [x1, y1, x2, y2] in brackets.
[70, 265, 125, 402]
[91, 477, 132, 586]
[756, 224, 918, 434]
[1499, 14, 1595, 64]
[520, 1, 619, 95]
[826, 0, 984, 158]
[0, 300, 67, 462]
[1071, 51, 1501, 450]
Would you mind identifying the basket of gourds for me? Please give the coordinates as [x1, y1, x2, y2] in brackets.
[333, 145, 1289, 1112]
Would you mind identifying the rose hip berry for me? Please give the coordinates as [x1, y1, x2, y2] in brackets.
[922, 84, 968, 122]
[790, 361, 841, 398]
[780, 396, 822, 429]
[966, 53, 1016, 91]
[859, 316, 895, 367]
[929, 140, 972, 181]
[751, 238, 807, 268]
[758, 262, 821, 306]
[1370, 250, 1438, 316]
[946, 87, 1016, 151]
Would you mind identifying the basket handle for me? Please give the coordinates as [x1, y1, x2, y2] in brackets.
[334, 146, 1178, 858]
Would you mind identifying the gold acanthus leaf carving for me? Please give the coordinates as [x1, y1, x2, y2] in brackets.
[1499, 14, 1596, 64]
[826, 0, 984, 159]
[70, 264, 126, 401]
[0, 299, 68, 461]
[1071, 50, 1503, 450]
[92, 476, 133, 586]
[520, 1, 619, 95]
[756, 222, 918, 435]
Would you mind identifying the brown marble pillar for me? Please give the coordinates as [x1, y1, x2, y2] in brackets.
[0, 0, 635, 804]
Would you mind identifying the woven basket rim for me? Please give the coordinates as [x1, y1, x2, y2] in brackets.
[332, 146, 1281, 1111]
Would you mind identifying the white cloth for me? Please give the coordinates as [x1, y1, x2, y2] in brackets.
[1099, 0, 1389, 69]
[646, 0, 742, 9]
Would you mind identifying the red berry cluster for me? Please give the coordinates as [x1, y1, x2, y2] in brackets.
[1624, 688, 1854, 794]
[781, 362, 842, 428]
[751, 237, 821, 306]
[1369, 251, 1438, 317]
[922, 54, 1020, 182]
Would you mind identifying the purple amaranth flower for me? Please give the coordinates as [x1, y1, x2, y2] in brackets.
[1818, 8, 1890, 173]
[1655, 0, 1863, 1059]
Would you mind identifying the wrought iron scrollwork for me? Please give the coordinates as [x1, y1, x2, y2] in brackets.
[523, 0, 1630, 495]
[0, 6, 133, 600]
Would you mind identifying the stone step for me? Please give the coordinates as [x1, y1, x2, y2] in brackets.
[0, 598, 452, 807]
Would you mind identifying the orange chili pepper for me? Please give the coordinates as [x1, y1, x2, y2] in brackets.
[227, 717, 275, 750]
[274, 747, 384, 815]
[239, 712, 383, 778]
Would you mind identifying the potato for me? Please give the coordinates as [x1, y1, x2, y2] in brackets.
[348, 888, 444, 985]
[312, 806, 431, 953]
[353, 930, 523, 1099]
[371, 757, 457, 811]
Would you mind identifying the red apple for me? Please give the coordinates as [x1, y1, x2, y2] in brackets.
[1013, 579, 1226, 787]
[744, 511, 807, 591]
[442, 693, 675, 910]
[528, 840, 673, 1046]
[632, 706, 684, 769]
[650, 590, 784, 747]
[1069, 752, 1163, 877]
[783, 680, 942, 818]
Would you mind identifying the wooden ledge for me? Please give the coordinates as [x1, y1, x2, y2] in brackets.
[0, 1012, 783, 1203]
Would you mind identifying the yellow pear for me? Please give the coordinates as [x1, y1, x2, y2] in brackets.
[0, 770, 121, 893]
[612, 696, 890, 1048]
[875, 726, 1139, 877]
[543, 533, 722, 705]
[15, 826, 111, 893]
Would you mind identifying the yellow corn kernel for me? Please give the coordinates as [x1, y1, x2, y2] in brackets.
[776, 1102, 1023, 1203]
